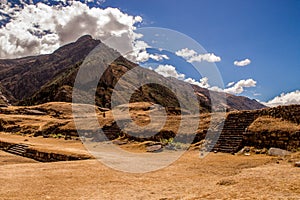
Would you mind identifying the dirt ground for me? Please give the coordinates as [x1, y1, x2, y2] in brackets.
[0, 150, 37, 166]
[0, 103, 299, 199]
[0, 147, 299, 200]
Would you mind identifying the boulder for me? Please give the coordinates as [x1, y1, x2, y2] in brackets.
[146, 145, 162, 153]
[268, 148, 291, 156]
[294, 162, 300, 167]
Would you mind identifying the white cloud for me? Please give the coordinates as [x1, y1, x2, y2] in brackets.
[264, 90, 300, 107]
[149, 54, 169, 61]
[234, 58, 251, 67]
[176, 48, 221, 63]
[175, 48, 197, 59]
[188, 53, 221, 63]
[135, 52, 169, 63]
[184, 77, 210, 88]
[224, 79, 257, 94]
[154, 64, 185, 80]
[227, 82, 235, 87]
[183, 77, 257, 95]
[0, 1, 143, 59]
[209, 86, 224, 92]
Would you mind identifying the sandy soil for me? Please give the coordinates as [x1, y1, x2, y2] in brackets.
[0, 149, 299, 200]
[0, 103, 299, 199]
[0, 151, 37, 166]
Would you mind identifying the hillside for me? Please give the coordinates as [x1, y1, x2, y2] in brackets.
[0, 35, 265, 111]
[0, 102, 299, 151]
[0, 35, 100, 101]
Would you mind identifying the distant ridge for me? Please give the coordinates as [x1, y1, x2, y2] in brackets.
[0, 35, 266, 111]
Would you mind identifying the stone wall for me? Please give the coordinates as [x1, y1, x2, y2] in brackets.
[259, 105, 300, 124]
[243, 131, 300, 151]
[24, 148, 91, 162]
[210, 105, 300, 153]
[241, 105, 300, 151]
[0, 140, 91, 162]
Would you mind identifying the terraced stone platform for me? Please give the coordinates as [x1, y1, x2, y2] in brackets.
[212, 112, 259, 153]
[0, 135, 92, 162]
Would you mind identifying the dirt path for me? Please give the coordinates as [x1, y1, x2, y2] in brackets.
[0, 151, 299, 200]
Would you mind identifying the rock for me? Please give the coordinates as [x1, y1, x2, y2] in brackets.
[268, 148, 291, 156]
[238, 147, 250, 154]
[24, 109, 47, 115]
[146, 145, 162, 153]
[294, 162, 300, 167]
[255, 149, 261, 154]
[98, 107, 110, 112]
[261, 148, 268, 154]
[143, 141, 162, 146]
[112, 140, 127, 145]
[217, 179, 237, 186]
[244, 147, 251, 153]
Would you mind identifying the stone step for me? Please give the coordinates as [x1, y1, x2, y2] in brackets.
[222, 126, 248, 129]
[217, 139, 243, 143]
[213, 145, 243, 152]
[5, 144, 29, 156]
[216, 142, 242, 146]
[217, 137, 243, 140]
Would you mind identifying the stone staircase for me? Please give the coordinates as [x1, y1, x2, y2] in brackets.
[5, 144, 29, 156]
[212, 112, 259, 153]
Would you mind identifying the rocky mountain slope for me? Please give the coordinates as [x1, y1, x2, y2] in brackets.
[0, 35, 100, 102]
[0, 35, 266, 111]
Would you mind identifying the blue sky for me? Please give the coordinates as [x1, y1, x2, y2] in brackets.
[101, 0, 300, 102]
[0, 0, 299, 106]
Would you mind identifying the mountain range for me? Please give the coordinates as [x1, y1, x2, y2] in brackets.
[0, 35, 266, 112]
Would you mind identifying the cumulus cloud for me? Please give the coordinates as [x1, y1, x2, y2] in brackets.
[184, 77, 210, 88]
[224, 79, 257, 94]
[264, 90, 300, 107]
[175, 48, 221, 63]
[0, 1, 144, 59]
[183, 77, 257, 95]
[121, 39, 169, 63]
[189, 53, 221, 63]
[234, 58, 251, 67]
[149, 54, 169, 61]
[154, 64, 185, 80]
[175, 48, 197, 59]
[152, 63, 257, 96]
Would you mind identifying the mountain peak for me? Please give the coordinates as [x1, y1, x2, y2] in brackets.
[76, 35, 94, 42]
[75, 35, 101, 45]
